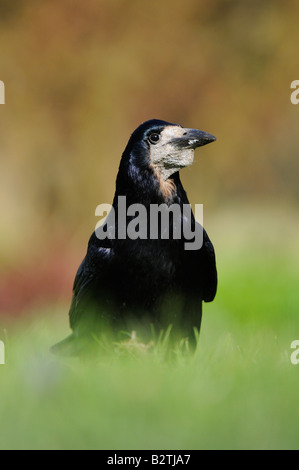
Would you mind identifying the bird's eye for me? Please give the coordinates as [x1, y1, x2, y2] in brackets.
[148, 133, 160, 144]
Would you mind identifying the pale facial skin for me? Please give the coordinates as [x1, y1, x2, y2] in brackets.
[149, 125, 216, 181]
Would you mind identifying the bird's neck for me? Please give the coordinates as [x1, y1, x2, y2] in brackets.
[113, 159, 188, 209]
[109, 160, 195, 245]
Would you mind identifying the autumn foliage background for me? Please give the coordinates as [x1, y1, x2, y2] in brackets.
[0, 0, 298, 318]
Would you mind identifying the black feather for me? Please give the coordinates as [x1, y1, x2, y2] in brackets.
[52, 119, 217, 355]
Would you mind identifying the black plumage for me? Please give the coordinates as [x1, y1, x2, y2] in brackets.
[53, 119, 217, 354]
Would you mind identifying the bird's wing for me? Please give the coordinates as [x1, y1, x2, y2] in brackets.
[69, 232, 113, 331]
[200, 224, 218, 302]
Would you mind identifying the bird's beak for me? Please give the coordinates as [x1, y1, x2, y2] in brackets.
[173, 128, 217, 149]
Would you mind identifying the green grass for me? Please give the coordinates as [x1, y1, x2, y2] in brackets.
[1, 208, 299, 450]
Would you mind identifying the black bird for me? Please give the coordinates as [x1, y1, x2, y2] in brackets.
[52, 119, 217, 355]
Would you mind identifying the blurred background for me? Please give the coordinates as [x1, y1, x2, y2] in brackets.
[1, 0, 299, 451]
[0, 0, 298, 321]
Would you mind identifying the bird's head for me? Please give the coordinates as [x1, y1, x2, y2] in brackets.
[124, 119, 216, 181]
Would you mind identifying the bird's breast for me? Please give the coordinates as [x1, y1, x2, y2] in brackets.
[112, 238, 181, 307]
